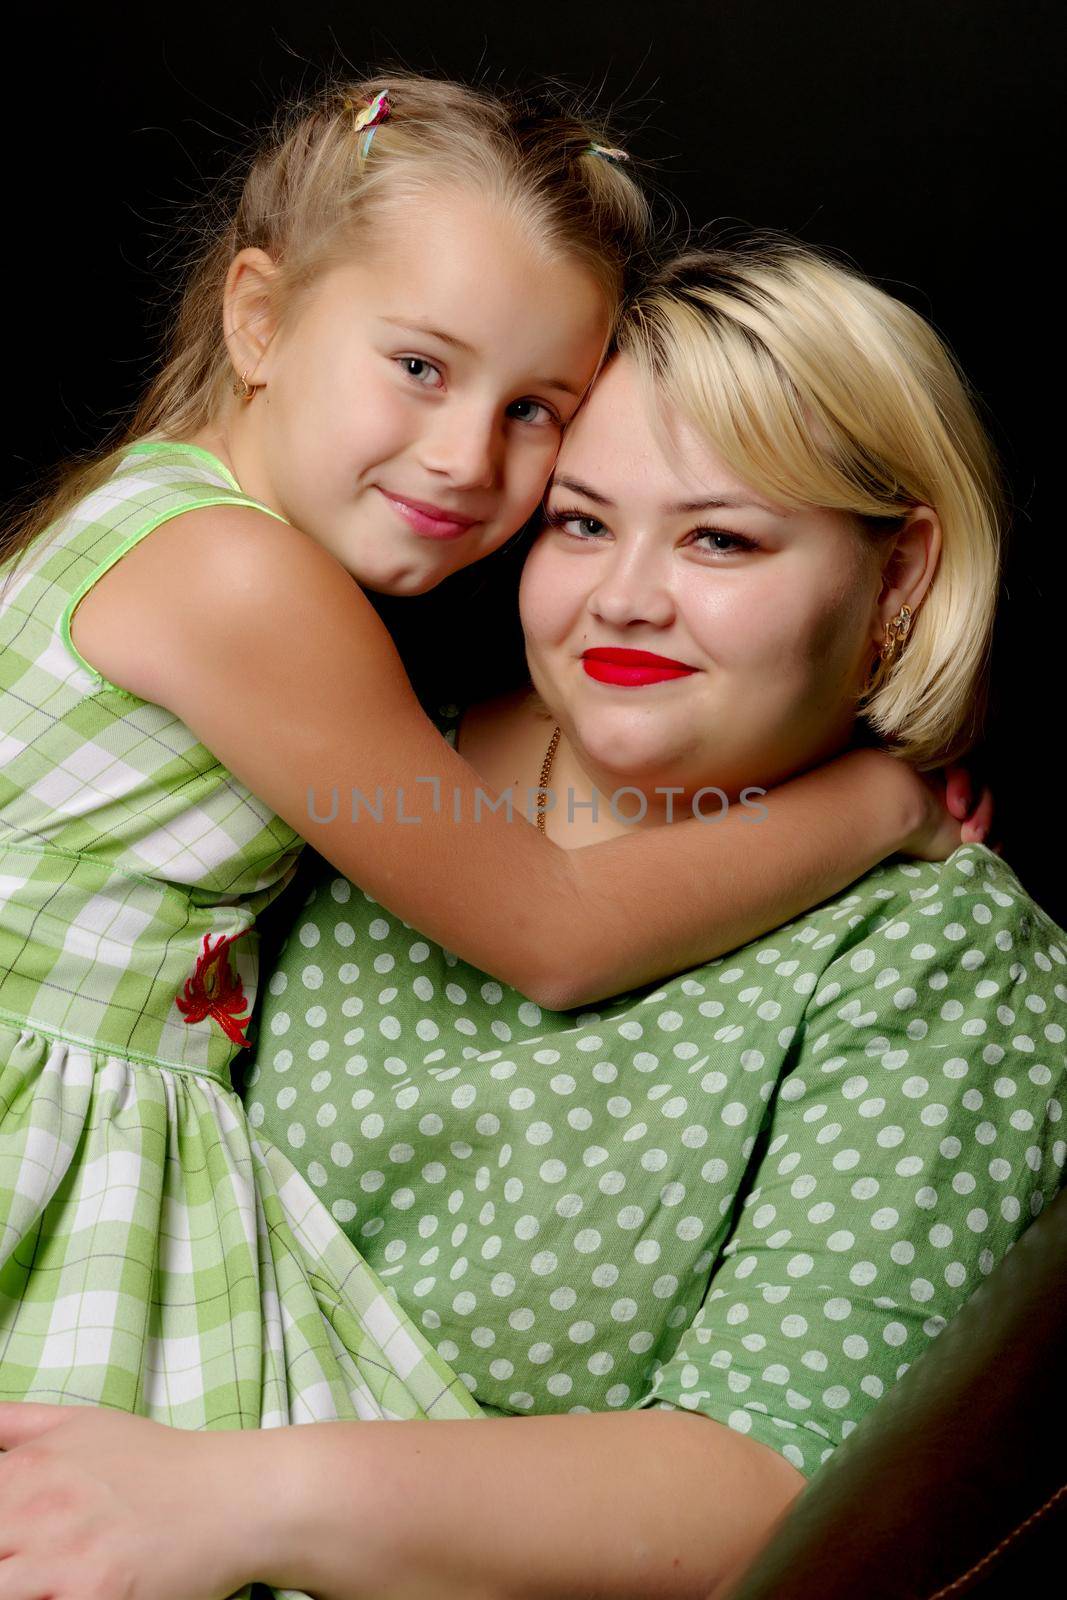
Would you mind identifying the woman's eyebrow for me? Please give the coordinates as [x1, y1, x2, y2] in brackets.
[551, 475, 615, 506]
[551, 475, 776, 514]
[668, 494, 778, 514]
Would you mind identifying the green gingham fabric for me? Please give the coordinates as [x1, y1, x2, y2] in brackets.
[0, 441, 304, 1076]
[0, 441, 483, 1599]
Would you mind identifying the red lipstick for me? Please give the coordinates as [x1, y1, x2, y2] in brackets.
[379, 489, 479, 541]
[581, 647, 698, 687]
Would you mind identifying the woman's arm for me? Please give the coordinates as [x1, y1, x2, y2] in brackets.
[111, 508, 947, 1009]
[651, 844, 1065, 1471]
[0, 1404, 805, 1600]
[259, 1411, 804, 1600]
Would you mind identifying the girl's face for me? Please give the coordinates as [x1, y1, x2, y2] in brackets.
[520, 355, 885, 803]
[239, 189, 610, 595]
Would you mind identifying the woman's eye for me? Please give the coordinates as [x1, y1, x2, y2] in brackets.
[508, 398, 559, 427]
[546, 510, 607, 539]
[397, 356, 444, 387]
[693, 529, 757, 555]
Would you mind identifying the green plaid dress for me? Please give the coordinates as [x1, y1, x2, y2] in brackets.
[0, 443, 481, 1453]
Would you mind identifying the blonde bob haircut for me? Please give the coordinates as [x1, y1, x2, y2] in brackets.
[617, 240, 1005, 771]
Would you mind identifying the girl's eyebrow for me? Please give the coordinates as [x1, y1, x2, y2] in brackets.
[380, 315, 476, 353]
[551, 475, 777, 514]
[380, 316, 581, 398]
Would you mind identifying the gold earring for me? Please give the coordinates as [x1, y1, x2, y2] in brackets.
[232, 369, 256, 400]
[864, 604, 913, 693]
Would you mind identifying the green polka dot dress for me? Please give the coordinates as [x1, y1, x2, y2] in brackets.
[0, 446, 481, 1468]
[247, 706, 1067, 1481]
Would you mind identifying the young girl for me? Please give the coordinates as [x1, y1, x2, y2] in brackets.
[0, 67, 986, 1504]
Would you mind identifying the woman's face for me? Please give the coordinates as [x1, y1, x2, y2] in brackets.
[519, 355, 886, 803]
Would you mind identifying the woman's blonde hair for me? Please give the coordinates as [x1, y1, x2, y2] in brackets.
[2, 70, 650, 577]
[617, 240, 1004, 769]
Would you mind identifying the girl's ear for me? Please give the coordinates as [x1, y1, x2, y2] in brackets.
[222, 248, 282, 389]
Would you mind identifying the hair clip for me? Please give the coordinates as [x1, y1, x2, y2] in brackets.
[345, 89, 392, 157]
[586, 143, 630, 165]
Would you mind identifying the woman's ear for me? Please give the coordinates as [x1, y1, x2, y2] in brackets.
[222, 248, 281, 391]
[870, 503, 942, 647]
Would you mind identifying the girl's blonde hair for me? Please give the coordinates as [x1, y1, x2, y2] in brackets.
[2, 70, 650, 578]
[617, 240, 1004, 770]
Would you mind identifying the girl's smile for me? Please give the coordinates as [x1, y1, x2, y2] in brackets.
[375, 488, 481, 541]
[191, 189, 611, 596]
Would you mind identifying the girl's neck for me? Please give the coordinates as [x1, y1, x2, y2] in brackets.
[181, 419, 275, 517]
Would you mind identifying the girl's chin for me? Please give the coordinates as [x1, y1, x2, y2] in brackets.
[364, 560, 456, 596]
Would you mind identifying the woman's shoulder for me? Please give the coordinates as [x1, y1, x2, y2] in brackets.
[782, 842, 1066, 1200]
[835, 844, 1064, 953]
[799, 842, 1066, 1038]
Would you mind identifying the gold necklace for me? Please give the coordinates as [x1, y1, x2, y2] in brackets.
[536, 725, 562, 836]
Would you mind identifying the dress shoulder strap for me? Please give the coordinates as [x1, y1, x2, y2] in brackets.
[52, 440, 289, 695]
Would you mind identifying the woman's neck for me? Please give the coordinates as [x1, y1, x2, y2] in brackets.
[457, 682, 864, 848]
[457, 686, 697, 849]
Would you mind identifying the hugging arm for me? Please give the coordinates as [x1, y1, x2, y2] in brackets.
[151, 509, 941, 1009]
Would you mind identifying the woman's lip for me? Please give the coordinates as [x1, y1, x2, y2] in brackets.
[582, 660, 696, 686]
[582, 647, 697, 670]
[378, 489, 479, 540]
[581, 647, 698, 688]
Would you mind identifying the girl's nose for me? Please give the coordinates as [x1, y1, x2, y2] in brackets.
[419, 407, 501, 490]
[587, 548, 676, 630]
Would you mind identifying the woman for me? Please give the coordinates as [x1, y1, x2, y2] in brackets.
[0, 241, 1058, 1600]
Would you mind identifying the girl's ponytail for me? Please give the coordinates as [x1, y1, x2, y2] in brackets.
[2, 71, 651, 580]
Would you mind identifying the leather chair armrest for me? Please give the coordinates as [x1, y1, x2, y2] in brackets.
[720, 1184, 1067, 1599]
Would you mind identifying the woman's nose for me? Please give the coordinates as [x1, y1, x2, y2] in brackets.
[588, 549, 676, 629]
[419, 406, 501, 490]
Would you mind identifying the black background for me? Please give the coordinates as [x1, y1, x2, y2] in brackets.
[6, 1, 1063, 922]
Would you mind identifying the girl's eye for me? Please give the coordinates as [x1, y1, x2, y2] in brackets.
[397, 356, 444, 388]
[508, 398, 560, 428]
[544, 509, 607, 539]
[692, 529, 758, 555]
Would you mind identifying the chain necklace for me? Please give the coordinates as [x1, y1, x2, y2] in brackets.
[536, 725, 562, 836]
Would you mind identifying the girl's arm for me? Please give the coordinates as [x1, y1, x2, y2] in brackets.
[101, 508, 950, 1009]
[0, 1404, 804, 1600]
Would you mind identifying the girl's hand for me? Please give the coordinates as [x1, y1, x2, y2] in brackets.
[903, 761, 999, 862]
[0, 1403, 261, 1600]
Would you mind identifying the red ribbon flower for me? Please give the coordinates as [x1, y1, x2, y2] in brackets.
[176, 930, 252, 1048]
